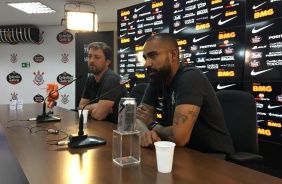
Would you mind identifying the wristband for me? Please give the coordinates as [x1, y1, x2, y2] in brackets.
[148, 121, 158, 130]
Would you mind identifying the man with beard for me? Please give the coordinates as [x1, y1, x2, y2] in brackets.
[136, 33, 234, 157]
[79, 42, 128, 124]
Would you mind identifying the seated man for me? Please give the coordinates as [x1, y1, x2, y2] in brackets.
[136, 33, 234, 157]
[79, 42, 128, 124]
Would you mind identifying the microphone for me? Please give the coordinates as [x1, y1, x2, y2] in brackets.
[36, 75, 82, 123]
[68, 76, 137, 148]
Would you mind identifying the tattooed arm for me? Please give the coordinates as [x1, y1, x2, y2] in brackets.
[138, 104, 200, 148]
[154, 104, 200, 147]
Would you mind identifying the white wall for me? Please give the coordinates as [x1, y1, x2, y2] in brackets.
[0, 25, 76, 110]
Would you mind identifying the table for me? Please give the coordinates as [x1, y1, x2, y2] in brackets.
[0, 104, 281, 184]
[0, 123, 28, 184]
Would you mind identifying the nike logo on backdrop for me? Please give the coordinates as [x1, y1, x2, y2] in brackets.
[210, 13, 222, 19]
[257, 120, 265, 123]
[218, 16, 237, 25]
[253, 2, 267, 9]
[268, 104, 282, 109]
[217, 84, 236, 90]
[119, 33, 126, 37]
[128, 20, 135, 25]
[134, 35, 146, 41]
[252, 23, 274, 34]
[119, 47, 129, 52]
[173, 27, 187, 34]
[250, 68, 273, 76]
[134, 5, 146, 12]
[193, 35, 209, 43]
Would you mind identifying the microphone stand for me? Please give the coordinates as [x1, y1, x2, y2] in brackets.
[68, 77, 136, 148]
[36, 90, 61, 122]
[36, 76, 82, 123]
[68, 104, 106, 148]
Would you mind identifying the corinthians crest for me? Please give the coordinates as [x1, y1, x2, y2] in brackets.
[61, 94, 69, 104]
[10, 53, 18, 63]
[61, 53, 69, 63]
[10, 92, 18, 101]
[33, 70, 44, 86]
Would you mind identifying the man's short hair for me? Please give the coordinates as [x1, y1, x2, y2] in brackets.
[145, 33, 178, 50]
[88, 42, 112, 61]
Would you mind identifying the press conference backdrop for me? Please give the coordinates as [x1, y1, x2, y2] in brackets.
[116, 0, 282, 145]
[0, 26, 76, 110]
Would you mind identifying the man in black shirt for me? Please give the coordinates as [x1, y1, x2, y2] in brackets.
[79, 42, 128, 123]
[137, 33, 234, 156]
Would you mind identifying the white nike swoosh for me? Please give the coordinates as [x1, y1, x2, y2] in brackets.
[257, 120, 264, 123]
[210, 13, 222, 19]
[253, 1, 267, 9]
[134, 5, 146, 12]
[251, 68, 273, 76]
[193, 35, 209, 43]
[134, 35, 146, 41]
[268, 104, 282, 109]
[252, 23, 274, 34]
[173, 26, 187, 34]
[218, 16, 237, 25]
[217, 84, 236, 90]
[128, 20, 135, 25]
[202, 71, 209, 74]
[119, 33, 126, 37]
[119, 47, 129, 52]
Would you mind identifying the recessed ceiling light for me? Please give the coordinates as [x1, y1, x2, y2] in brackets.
[7, 2, 56, 14]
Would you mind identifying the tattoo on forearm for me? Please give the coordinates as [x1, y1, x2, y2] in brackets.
[173, 106, 198, 125]
[173, 112, 188, 125]
[168, 127, 175, 137]
[160, 127, 175, 140]
[187, 106, 199, 118]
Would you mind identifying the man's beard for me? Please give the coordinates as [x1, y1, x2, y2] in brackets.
[147, 61, 171, 95]
[89, 64, 104, 75]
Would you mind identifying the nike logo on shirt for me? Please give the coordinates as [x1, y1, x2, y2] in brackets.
[217, 84, 236, 90]
[252, 23, 274, 34]
[250, 68, 273, 76]
[218, 16, 237, 25]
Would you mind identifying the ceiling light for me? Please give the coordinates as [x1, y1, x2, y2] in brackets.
[66, 11, 95, 32]
[7, 2, 56, 14]
[64, 3, 98, 32]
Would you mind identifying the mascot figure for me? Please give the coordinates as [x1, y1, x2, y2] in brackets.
[46, 83, 59, 114]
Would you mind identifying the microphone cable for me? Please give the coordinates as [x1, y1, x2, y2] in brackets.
[5, 119, 69, 146]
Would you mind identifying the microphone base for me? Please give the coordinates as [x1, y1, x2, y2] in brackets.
[68, 134, 106, 148]
[36, 115, 61, 123]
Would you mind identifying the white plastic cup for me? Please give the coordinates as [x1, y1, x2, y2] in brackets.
[154, 141, 176, 173]
[9, 100, 17, 110]
[78, 110, 89, 124]
[16, 99, 23, 109]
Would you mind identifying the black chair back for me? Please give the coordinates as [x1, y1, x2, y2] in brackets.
[129, 83, 148, 106]
[216, 90, 258, 154]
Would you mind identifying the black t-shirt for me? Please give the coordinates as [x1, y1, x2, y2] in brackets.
[142, 64, 234, 155]
[82, 69, 128, 123]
